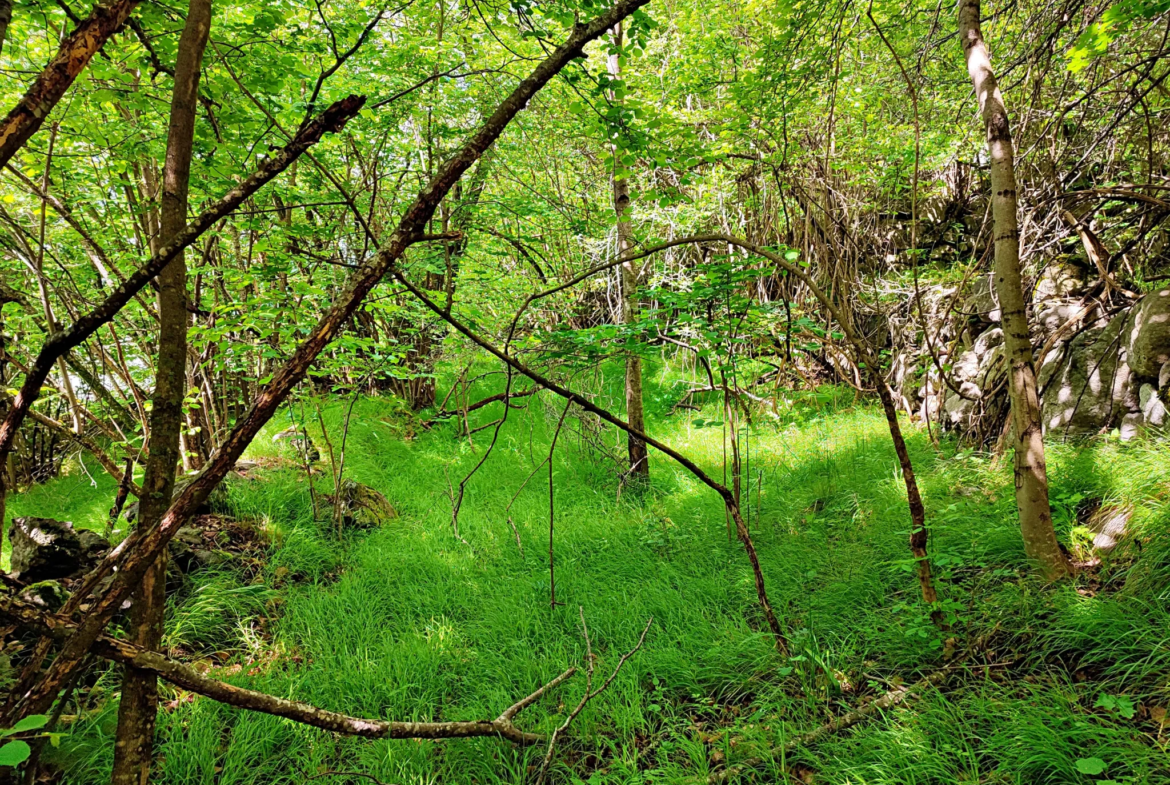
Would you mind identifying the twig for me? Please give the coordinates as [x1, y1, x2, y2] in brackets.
[314, 399, 342, 537]
[548, 399, 573, 607]
[536, 612, 653, 784]
[702, 634, 1003, 784]
[504, 454, 551, 559]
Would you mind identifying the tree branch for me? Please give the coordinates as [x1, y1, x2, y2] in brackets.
[0, 599, 573, 745]
[0, 0, 141, 169]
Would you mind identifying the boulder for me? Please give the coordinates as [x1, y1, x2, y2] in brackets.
[9, 517, 88, 582]
[328, 479, 398, 529]
[1087, 505, 1132, 552]
[1126, 288, 1170, 380]
[273, 426, 321, 463]
[167, 525, 224, 574]
[1139, 384, 1167, 428]
[941, 327, 1007, 430]
[78, 529, 110, 563]
[1120, 412, 1144, 442]
[1034, 257, 1088, 301]
[1040, 317, 1131, 437]
[943, 391, 977, 428]
[1035, 302, 1085, 337]
[965, 273, 1000, 323]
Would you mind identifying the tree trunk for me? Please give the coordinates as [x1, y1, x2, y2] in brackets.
[607, 24, 649, 481]
[111, 1, 210, 781]
[958, 0, 1070, 579]
[396, 152, 492, 410]
[0, 1, 11, 60]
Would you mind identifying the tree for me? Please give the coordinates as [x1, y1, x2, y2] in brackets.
[607, 23, 650, 481]
[958, 0, 1071, 579]
[111, 1, 212, 781]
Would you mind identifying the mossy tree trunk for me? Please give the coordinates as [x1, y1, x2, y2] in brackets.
[112, 1, 211, 781]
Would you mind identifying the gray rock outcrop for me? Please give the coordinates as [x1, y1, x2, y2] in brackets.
[1126, 289, 1170, 380]
[9, 517, 109, 582]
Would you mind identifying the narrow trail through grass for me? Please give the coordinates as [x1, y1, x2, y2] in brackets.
[26, 367, 1170, 784]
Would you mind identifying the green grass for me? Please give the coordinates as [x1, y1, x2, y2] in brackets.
[27, 362, 1170, 784]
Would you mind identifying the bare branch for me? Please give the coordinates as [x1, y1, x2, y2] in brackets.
[537, 613, 653, 783]
[0, 599, 574, 745]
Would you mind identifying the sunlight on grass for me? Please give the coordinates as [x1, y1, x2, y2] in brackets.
[29, 363, 1170, 784]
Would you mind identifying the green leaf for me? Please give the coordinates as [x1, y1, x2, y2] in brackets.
[1075, 758, 1107, 775]
[0, 740, 30, 767]
[8, 715, 48, 735]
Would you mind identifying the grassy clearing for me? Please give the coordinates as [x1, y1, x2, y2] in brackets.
[32, 363, 1170, 784]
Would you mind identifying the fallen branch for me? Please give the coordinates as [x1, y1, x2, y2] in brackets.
[537, 611, 653, 784]
[424, 386, 539, 426]
[703, 632, 1006, 784]
[0, 600, 573, 745]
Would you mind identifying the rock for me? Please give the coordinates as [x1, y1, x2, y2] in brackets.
[18, 580, 69, 612]
[972, 327, 1004, 360]
[273, 426, 321, 463]
[1087, 505, 1132, 552]
[1139, 384, 1167, 428]
[951, 328, 1003, 386]
[938, 327, 1008, 431]
[1120, 412, 1143, 441]
[966, 273, 1000, 323]
[943, 391, 977, 428]
[77, 530, 110, 562]
[124, 473, 229, 524]
[168, 525, 216, 574]
[328, 479, 398, 529]
[1034, 257, 1088, 301]
[1035, 302, 1084, 336]
[951, 349, 983, 385]
[9, 517, 87, 582]
[1127, 288, 1170, 380]
[1160, 361, 1170, 392]
[1041, 317, 1131, 437]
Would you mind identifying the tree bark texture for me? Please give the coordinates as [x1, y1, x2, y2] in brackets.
[112, 1, 211, 781]
[958, 0, 1070, 578]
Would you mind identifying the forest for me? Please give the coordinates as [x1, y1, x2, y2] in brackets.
[0, 0, 1167, 782]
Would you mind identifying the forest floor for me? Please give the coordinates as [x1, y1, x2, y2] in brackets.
[16, 364, 1170, 784]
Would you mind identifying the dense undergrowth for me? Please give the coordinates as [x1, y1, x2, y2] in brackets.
[15, 363, 1170, 784]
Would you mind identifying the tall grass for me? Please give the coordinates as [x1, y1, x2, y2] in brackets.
[32, 362, 1170, 784]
